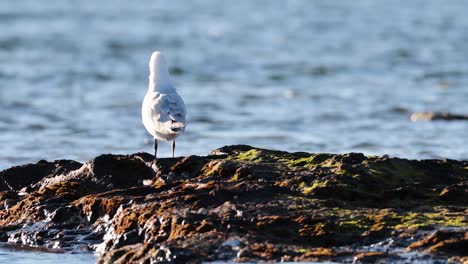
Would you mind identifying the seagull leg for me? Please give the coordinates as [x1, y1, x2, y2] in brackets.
[171, 140, 176, 158]
[153, 138, 158, 164]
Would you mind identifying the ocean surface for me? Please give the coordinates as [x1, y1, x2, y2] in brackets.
[1, 0, 467, 171]
[0, 247, 96, 263]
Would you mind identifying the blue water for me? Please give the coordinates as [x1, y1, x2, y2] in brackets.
[0, 0, 467, 170]
[0, 247, 95, 264]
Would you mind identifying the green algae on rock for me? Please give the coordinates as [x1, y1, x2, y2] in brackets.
[0, 145, 467, 263]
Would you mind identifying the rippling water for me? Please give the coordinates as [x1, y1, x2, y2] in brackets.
[0, 247, 95, 264]
[1, 0, 468, 170]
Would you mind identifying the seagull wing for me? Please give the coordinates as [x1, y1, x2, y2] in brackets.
[151, 92, 186, 125]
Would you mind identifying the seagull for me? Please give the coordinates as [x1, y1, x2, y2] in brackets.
[142, 51, 186, 164]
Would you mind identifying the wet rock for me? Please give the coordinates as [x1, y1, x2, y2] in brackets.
[211, 144, 256, 156]
[3, 198, 18, 210]
[170, 155, 211, 178]
[0, 231, 8, 242]
[0, 145, 466, 263]
[296, 247, 336, 261]
[0, 160, 81, 191]
[408, 230, 468, 256]
[439, 182, 468, 205]
[47, 206, 83, 223]
[410, 111, 468, 121]
[353, 252, 395, 263]
[89, 154, 155, 188]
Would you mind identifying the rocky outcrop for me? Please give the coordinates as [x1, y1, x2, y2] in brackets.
[0, 145, 467, 263]
[410, 111, 468, 121]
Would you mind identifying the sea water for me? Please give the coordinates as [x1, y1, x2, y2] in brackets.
[1, 0, 467, 171]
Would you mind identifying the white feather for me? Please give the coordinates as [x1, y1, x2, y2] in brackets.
[142, 52, 187, 141]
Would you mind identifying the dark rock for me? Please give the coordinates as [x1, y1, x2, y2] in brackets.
[0, 145, 466, 263]
[211, 144, 256, 155]
[170, 155, 210, 178]
[0, 160, 81, 191]
[90, 154, 155, 188]
[48, 206, 82, 223]
[354, 252, 396, 263]
[408, 230, 468, 255]
[0, 231, 8, 242]
[439, 182, 468, 205]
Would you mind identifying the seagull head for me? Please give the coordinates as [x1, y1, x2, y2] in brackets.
[149, 51, 172, 87]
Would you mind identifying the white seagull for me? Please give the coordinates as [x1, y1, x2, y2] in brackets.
[142, 51, 186, 163]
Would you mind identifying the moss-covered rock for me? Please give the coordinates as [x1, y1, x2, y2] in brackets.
[0, 145, 466, 263]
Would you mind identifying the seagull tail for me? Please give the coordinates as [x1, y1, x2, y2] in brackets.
[170, 121, 186, 133]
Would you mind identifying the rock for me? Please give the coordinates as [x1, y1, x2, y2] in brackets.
[408, 230, 468, 255]
[354, 252, 396, 263]
[0, 145, 466, 263]
[297, 247, 336, 261]
[89, 154, 156, 188]
[410, 111, 468, 121]
[0, 160, 81, 191]
[439, 182, 468, 205]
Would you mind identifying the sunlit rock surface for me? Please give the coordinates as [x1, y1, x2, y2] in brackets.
[0, 145, 467, 263]
[410, 111, 468, 121]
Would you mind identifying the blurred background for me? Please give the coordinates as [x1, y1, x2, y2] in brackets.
[0, 0, 467, 169]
